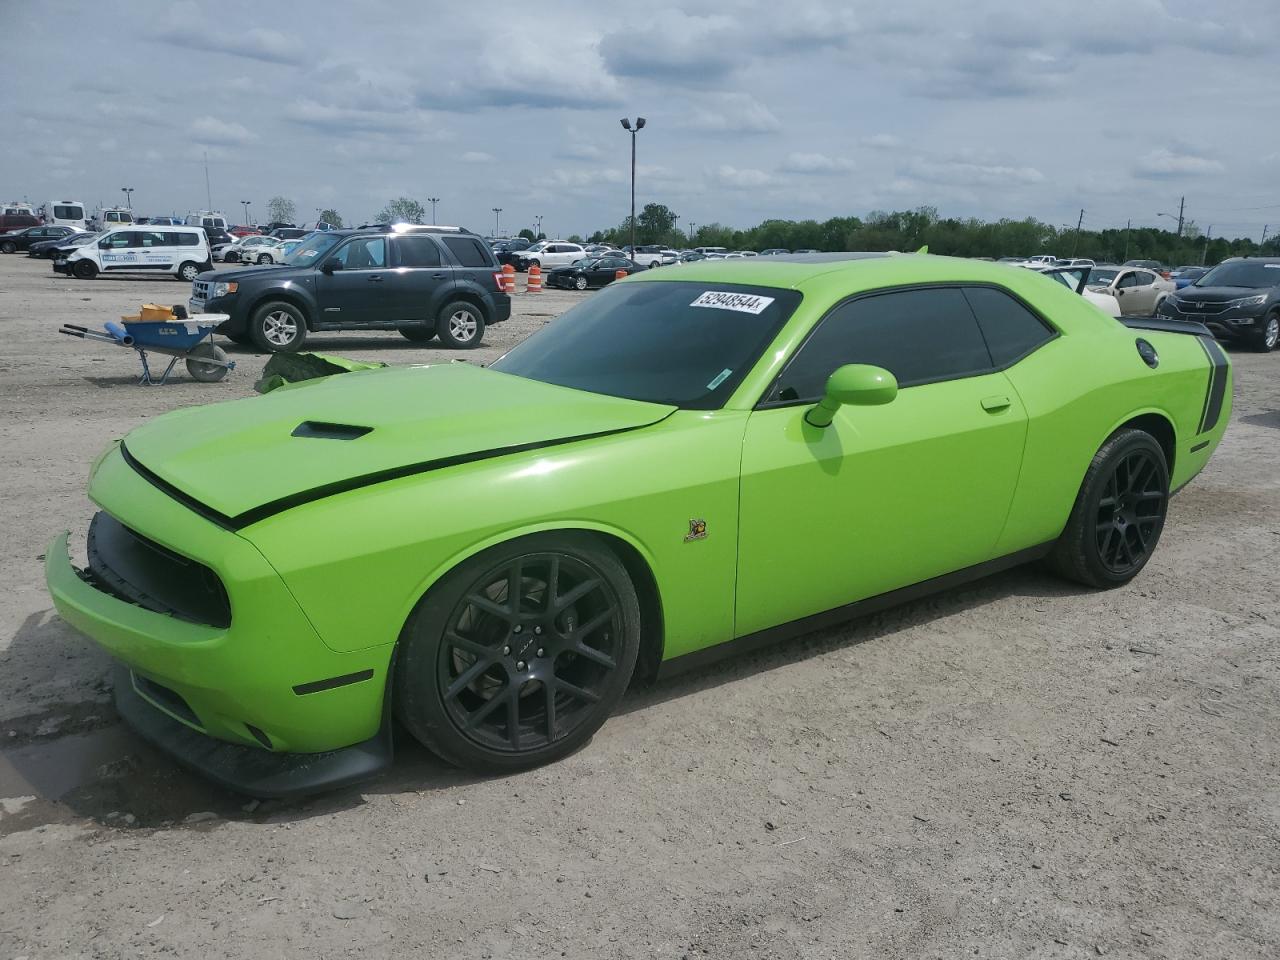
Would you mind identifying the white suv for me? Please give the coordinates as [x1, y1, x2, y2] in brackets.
[519, 240, 586, 269]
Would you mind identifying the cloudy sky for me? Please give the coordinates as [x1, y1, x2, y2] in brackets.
[4, 0, 1278, 241]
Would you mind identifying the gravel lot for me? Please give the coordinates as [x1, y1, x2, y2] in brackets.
[0, 252, 1276, 958]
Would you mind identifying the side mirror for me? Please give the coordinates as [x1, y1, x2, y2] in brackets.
[321, 259, 343, 274]
[805, 364, 898, 428]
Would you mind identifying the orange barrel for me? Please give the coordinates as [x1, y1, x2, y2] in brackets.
[526, 264, 542, 292]
[501, 263, 516, 294]
[614, 269, 627, 282]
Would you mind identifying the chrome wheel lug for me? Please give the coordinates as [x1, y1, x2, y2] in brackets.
[534, 626, 542, 635]
[516, 661, 527, 671]
[513, 625, 522, 633]
[502, 645, 511, 655]
[536, 648, 545, 658]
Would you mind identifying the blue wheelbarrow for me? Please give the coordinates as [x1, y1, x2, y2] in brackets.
[59, 314, 236, 385]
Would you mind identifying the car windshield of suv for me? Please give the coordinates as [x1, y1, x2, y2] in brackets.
[1194, 261, 1280, 289]
[282, 232, 341, 267]
[491, 281, 802, 409]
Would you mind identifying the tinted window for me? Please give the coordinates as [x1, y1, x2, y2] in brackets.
[395, 235, 442, 267]
[770, 287, 991, 401]
[1117, 272, 1139, 288]
[492, 281, 803, 409]
[102, 231, 137, 249]
[332, 237, 386, 269]
[1131, 271, 1153, 287]
[177, 232, 200, 246]
[442, 236, 493, 267]
[963, 287, 1054, 367]
[139, 231, 168, 248]
[54, 205, 83, 220]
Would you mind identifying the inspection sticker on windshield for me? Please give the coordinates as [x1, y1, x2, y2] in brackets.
[690, 291, 775, 314]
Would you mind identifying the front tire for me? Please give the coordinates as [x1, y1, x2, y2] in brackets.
[1048, 429, 1169, 588]
[72, 260, 98, 279]
[1255, 312, 1279, 353]
[257, 253, 272, 265]
[249, 301, 307, 353]
[436, 301, 485, 349]
[574, 275, 588, 290]
[394, 532, 641, 773]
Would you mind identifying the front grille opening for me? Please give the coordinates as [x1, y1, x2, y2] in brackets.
[133, 672, 202, 728]
[87, 512, 231, 628]
[245, 723, 274, 750]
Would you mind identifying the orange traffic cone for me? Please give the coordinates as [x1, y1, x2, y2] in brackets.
[526, 264, 542, 292]
[614, 269, 627, 282]
[501, 264, 516, 294]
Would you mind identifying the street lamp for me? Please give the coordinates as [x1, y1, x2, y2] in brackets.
[427, 197, 440, 225]
[688, 221, 695, 242]
[241, 200, 251, 225]
[121, 187, 134, 210]
[533, 214, 543, 239]
[492, 207, 502, 237]
[1156, 212, 1180, 233]
[620, 117, 646, 255]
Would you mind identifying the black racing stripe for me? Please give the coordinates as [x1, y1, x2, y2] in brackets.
[1190, 440, 1210, 453]
[293, 669, 375, 696]
[1197, 336, 1229, 434]
[120, 443, 237, 530]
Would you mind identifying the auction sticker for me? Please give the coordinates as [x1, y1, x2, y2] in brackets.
[690, 291, 775, 314]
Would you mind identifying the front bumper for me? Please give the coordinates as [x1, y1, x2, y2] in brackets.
[44, 445, 396, 792]
[1159, 303, 1267, 339]
[52, 258, 70, 274]
[190, 294, 248, 336]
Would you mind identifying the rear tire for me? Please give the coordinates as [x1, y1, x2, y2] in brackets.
[249, 301, 307, 353]
[394, 532, 641, 773]
[1254, 312, 1279, 353]
[1047, 429, 1169, 588]
[178, 261, 201, 282]
[72, 260, 97, 279]
[185, 343, 230, 382]
[399, 327, 436, 344]
[436, 301, 485, 349]
[1, 241, 16, 254]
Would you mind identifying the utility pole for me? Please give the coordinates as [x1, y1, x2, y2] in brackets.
[427, 197, 440, 225]
[1177, 195, 1185, 237]
[1123, 218, 1131, 262]
[203, 151, 212, 211]
[1072, 208, 1084, 257]
[491, 207, 502, 237]
[1200, 225, 1213, 266]
[688, 222, 695, 242]
[1262, 224, 1269, 247]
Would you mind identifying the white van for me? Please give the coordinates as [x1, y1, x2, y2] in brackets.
[94, 207, 135, 230]
[55, 225, 211, 281]
[42, 200, 88, 230]
[184, 210, 228, 231]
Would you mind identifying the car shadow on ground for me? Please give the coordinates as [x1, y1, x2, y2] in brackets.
[1, 562, 1085, 836]
[217, 337, 470, 355]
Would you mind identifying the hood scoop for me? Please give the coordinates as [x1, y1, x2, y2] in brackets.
[291, 421, 373, 441]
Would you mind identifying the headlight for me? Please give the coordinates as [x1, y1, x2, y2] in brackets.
[212, 281, 239, 297]
[1228, 294, 1267, 308]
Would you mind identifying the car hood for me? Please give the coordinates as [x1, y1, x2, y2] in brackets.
[200, 264, 299, 283]
[121, 362, 675, 526]
[1174, 285, 1274, 303]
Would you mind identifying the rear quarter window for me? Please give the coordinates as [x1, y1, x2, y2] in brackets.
[442, 236, 494, 267]
[962, 286, 1055, 367]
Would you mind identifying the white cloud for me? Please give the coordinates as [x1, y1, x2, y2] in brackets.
[1134, 147, 1225, 179]
[188, 116, 257, 145]
[905, 155, 1045, 186]
[681, 93, 780, 135]
[861, 133, 902, 150]
[461, 151, 495, 163]
[780, 152, 854, 175]
[715, 165, 774, 189]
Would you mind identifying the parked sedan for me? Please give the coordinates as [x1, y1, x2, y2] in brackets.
[761, 248, 791, 256]
[0, 224, 82, 254]
[28, 231, 98, 259]
[47, 255, 1229, 794]
[223, 235, 283, 264]
[1170, 265, 1209, 289]
[1085, 264, 1175, 315]
[546, 255, 641, 289]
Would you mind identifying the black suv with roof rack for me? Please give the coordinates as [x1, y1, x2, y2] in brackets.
[189, 224, 511, 353]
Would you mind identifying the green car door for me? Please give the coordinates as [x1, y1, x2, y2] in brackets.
[734, 285, 1040, 637]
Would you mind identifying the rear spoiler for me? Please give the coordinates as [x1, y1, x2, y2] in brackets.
[1120, 316, 1212, 337]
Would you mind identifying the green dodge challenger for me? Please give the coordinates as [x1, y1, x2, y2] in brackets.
[46, 254, 1230, 795]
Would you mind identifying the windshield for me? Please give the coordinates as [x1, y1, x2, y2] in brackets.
[1195, 261, 1280, 289]
[1088, 268, 1120, 286]
[282, 232, 341, 267]
[53, 205, 83, 220]
[490, 281, 802, 409]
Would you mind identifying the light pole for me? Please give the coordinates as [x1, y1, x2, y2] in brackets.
[121, 187, 134, 210]
[492, 207, 502, 237]
[1156, 211, 1180, 234]
[427, 197, 440, 225]
[688, 222, 695, 242]
[241, 200, 251, 225]
[533, 215, 543, 239]
[619, 117, 646, 254]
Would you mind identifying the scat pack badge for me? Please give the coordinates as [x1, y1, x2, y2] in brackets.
[684, 518, 708, 542]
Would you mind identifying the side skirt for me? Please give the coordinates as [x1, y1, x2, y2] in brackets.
[657, 542, 1053, 680]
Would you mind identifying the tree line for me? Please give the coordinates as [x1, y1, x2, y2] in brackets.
[584, 203, 1276, 266]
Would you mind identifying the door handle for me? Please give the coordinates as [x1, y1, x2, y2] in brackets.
[431, 273, 447, 279]
[981, 395, 1011, 412]
[367, 275, 383, 282]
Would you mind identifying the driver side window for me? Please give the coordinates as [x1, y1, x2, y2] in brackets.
[331, 237, 386, 269]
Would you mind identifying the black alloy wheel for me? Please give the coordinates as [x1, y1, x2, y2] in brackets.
[1093, 448, 1166, 577]
[395, 534, 640, 772]
[1049, 428, 1168, 588]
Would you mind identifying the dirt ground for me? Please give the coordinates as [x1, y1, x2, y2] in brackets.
[0, 251, 1276, 959]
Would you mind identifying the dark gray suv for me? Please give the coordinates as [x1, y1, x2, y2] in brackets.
[190, 225, 511, 352]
